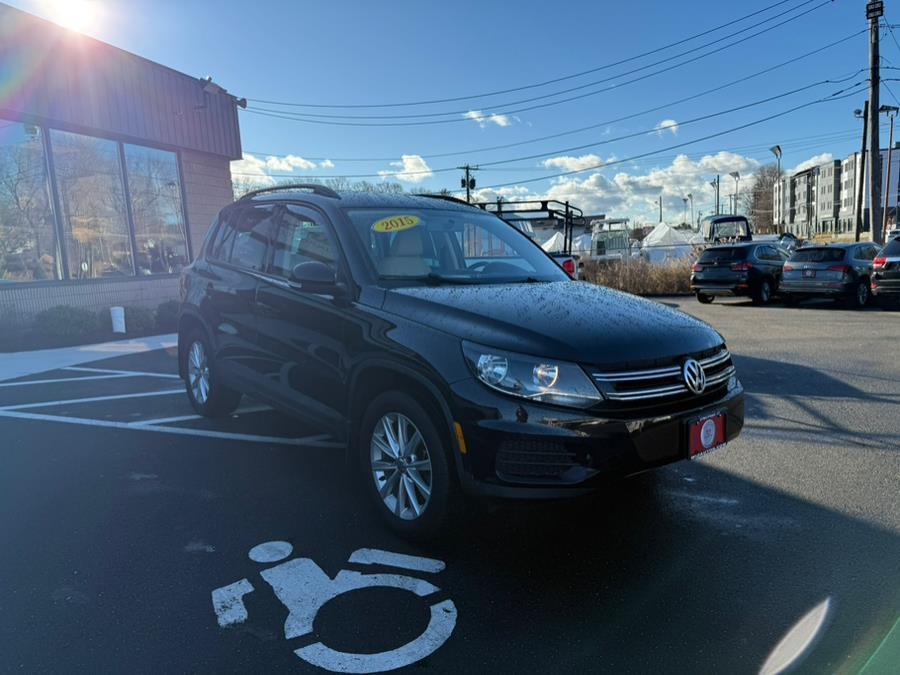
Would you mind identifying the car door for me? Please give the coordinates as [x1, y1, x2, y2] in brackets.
[203, 204, 276, 384]
[253, 203, 349, 433]
[757, 245, 785, 284]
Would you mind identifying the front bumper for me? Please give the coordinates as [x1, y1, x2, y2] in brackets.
[449, 377, 745, 499]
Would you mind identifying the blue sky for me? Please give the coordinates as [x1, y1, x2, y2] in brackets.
[9, 0, 896, 222]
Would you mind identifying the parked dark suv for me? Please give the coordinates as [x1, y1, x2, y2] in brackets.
[177, 185, 745, 537]
[690, 242, 789, 305]
[780, 243, 879, 309]
[872, 234, 900, 308]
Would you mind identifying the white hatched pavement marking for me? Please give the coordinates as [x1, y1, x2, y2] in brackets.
[0, 409, 334, 446]
[131, 405, 271, 427]
[63, 366, 180, 379]
[0, 389, 184, 411]
[0, 373, 137, 388]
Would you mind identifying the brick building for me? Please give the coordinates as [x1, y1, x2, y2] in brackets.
[0, 4, 241, 333]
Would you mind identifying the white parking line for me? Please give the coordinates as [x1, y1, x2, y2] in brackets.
[131, 405, 271, 427]
[63, 366, 180, 380]
[0, 389, 184, 411]
[0, 373, 138, 388]
[0, 409, 335, 446]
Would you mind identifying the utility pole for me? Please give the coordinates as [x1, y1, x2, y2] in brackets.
[868, 0, 884, 244]
[855, 102, 869, 242]
[458, 165, 478, 203]
[883, 107, 898, 237]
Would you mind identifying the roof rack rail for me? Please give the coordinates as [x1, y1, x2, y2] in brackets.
[238, 183, 341, 201]
[414, 193, 473, 206]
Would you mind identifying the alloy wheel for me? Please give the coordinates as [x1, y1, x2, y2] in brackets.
[188, 341, 211, 405]
[370, 413, 433, 521]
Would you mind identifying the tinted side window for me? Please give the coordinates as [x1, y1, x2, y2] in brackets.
[852, 246, 875, 261]
[207, 211, 236, 261]
[882, 237, 900, 256]
[755, 246, 778, 261]
[230, 206, 276, 271]
[269, 205, 338, 278]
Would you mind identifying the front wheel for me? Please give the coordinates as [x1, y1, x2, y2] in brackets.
[182, 331, 242, 417]
[696, 292, 714, 304]
[359, 392, 454, 539]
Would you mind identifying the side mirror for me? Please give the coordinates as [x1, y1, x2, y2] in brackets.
[290, 261, 337, 291]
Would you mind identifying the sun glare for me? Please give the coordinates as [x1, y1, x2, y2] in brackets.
[44, 0, 101, 34]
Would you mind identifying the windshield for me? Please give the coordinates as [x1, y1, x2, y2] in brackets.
[344, 208, 569, 284]
[790, 247, 846, 263]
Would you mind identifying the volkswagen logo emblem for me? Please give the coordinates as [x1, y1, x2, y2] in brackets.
[683, 358, 706, 395]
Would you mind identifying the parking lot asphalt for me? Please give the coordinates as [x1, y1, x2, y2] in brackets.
[0, 297, 898, 674]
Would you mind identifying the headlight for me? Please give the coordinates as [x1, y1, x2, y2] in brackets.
[462, 341, 601, 409]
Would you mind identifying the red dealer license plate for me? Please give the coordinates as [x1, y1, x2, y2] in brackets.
[688, 413, 727, 458]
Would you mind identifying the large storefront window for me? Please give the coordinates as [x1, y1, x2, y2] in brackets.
[51, 129, 134, 279]
[124, 144, 189, 275]
[0, 119, 60, 281]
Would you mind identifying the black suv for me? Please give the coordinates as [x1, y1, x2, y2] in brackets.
[690, 242, 789, 305]
[177, 186, 744, 537]
[872, 234, 900, 307]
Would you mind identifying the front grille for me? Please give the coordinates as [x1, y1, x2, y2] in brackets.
[495, 440, 578, 480]
[591, 348, 735, 404]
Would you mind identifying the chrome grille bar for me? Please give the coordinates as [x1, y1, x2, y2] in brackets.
[593, 349, 734, 402]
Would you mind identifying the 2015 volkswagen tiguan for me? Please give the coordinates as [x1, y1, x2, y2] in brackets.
[177, 186, 745, 537]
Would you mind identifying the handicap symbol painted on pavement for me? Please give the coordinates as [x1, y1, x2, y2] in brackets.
[211, 540, 457, 673]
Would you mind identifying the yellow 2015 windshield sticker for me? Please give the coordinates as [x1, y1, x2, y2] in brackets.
[372, 215, 421, 233]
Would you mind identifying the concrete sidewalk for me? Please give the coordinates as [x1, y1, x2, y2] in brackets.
[0, 334, 177, 382]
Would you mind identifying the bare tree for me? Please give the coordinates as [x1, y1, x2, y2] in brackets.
[742, 163, 779, 234]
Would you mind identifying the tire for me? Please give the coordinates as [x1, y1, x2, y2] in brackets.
[696, 292, 714, 304]
[752, 278, 773, 305]
[358, 391, 455, 540]
[181, 329, 242, 417]
[845, 279, 870, 310]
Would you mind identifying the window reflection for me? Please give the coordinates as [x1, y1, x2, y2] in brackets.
[0, 119, 60, 281]
[124, 144, 189, 275]
[51, 129, 133, 279]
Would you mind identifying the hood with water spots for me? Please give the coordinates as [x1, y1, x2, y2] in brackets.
[383, 281, 722, 367]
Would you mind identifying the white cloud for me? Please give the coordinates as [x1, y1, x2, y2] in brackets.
[655, 119, 679, 136]
[380, 154, 433, 183]
[542, 154, 613, 172]
[790, 152, 833, 173]
[320, 159, 335, 169]
[231, 154, 276, 186]
[470, 150, 763, 223]
[464, 110, 513, 128]
[264, 154, 316, 172]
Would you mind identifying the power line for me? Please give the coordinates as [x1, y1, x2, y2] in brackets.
[243, 1, 834, 127]
[455, 85, 869, 193]
[244, 0, 811, 109]
[247, 0, 826, 122]
[232, 83, 867, 182]
[243, 29, 865, 162]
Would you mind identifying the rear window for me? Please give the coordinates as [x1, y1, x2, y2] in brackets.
[790, 248, 846, 263]
[882, 237, 900, 256]
[699, 247, 747, 263]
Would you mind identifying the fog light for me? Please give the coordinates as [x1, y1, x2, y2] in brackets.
[532, 363, 559, 387]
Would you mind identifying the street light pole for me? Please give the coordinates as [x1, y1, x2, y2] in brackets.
[687, 193, 694, 229]
[881, 106, 898, 238]
[854, 103, 869, 242]
[770, 146, 782, 232]
[729, 171, 741, 215]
